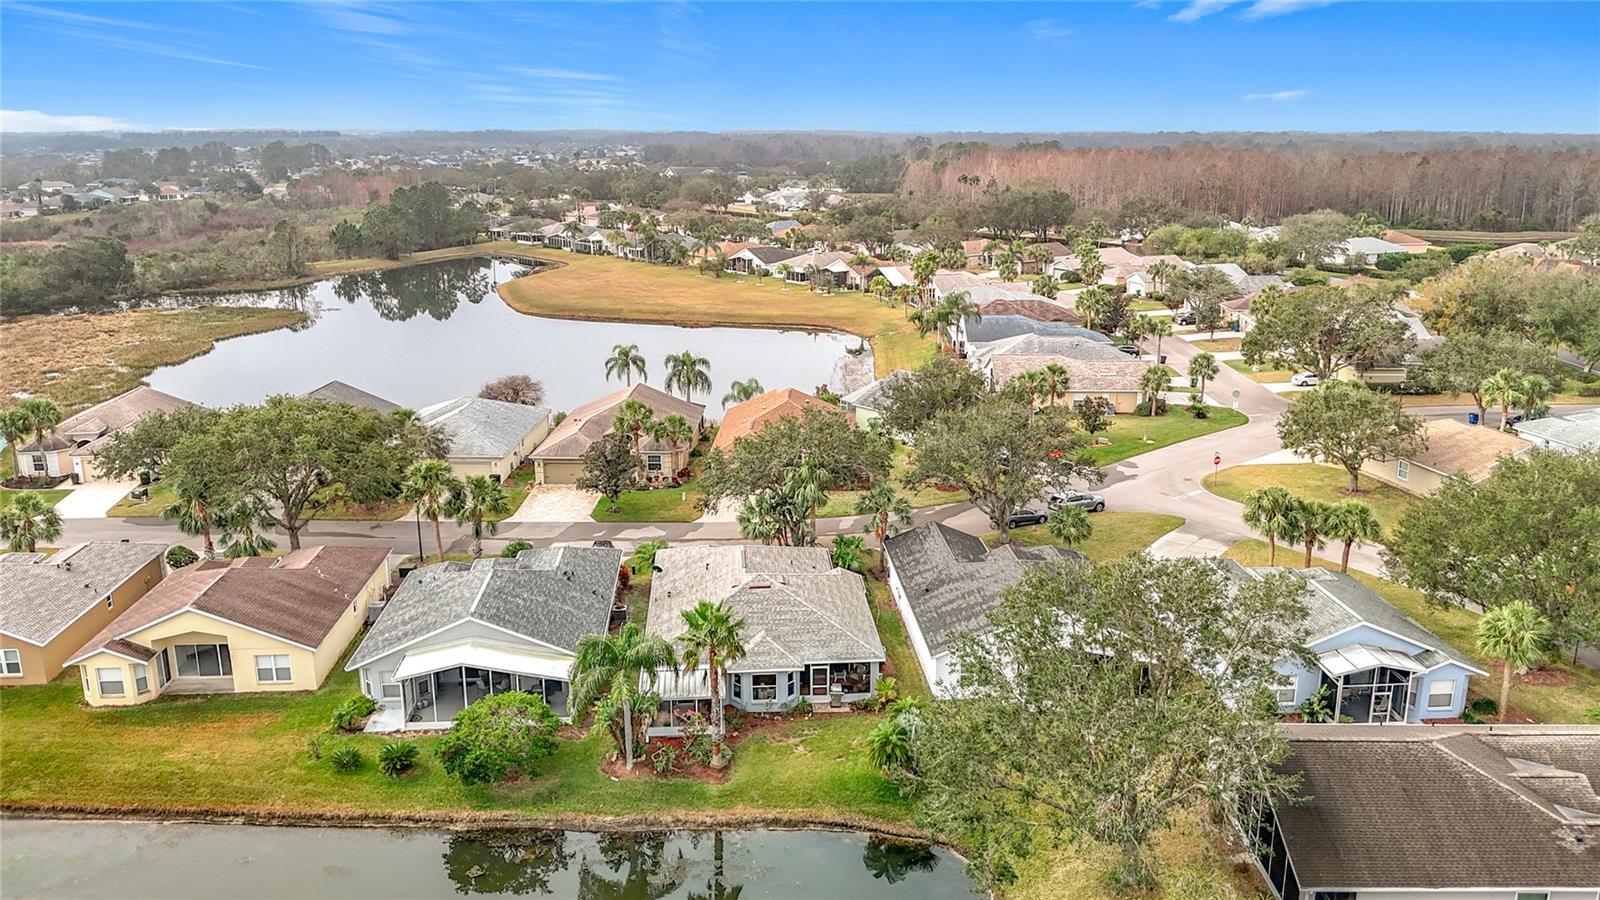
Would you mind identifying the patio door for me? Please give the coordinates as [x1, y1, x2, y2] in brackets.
[809, 664, 829, 697]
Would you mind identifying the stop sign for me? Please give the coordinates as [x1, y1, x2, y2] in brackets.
[1213, 454, 1222, 466]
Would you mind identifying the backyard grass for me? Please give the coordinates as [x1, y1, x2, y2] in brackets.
[1225, 359, 1292, 384]
[1192, 337, 1241, 353]
[0, 487, 71, 509]
[1086, 408, 1249, 466]
[1002, 511, 1186, 563]
[0, 306, 307, 412]
[863, 554, 931, 701]
[1223, 540, 1600, 725]
[496, 251, 937, 377]
[1202, 463, 1419, 538]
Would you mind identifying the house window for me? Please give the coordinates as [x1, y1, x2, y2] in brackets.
[731, 674, 742, 700]
[786, 671, 796, 697]
[175, 643, 232, 678]
[1427, 678, 1456, 710]
[134, 664, 150, 694]
[96, 667, 125, 697]
[156, 649, 171, 686]
[30, 455, 45, 473]
[751, 673, 778, 701]
[255, 654, 292, 683]
[1, 649, 21, 676]
[646, 455, 663, 472]
[1396, 460, 1410, 480]
[1515, 893, 1549, 900]
[1274, 678, 1297, 706]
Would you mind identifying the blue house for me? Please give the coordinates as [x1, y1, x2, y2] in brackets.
[1225, 564, 1488, 724]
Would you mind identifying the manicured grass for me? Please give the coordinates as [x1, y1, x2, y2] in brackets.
[1225, 359, 1292, 383]
[496, 251, 937, 377]
[1192, 338, 1241, 352]
[106, 482, 171, 518]
[1002, 511, 1186, 563]
[490, 464, 540, 523]
[0, 487, 70, 509]
[1085, 409, 1249, 466]
[1128, 298, 1168, 312]
[863, 554, 931, 701]
[818, 444, 964, 518]
[591, 477, 705, 523]
[1202, 463, 1419, 538]
[1223, 540, 1600, 725]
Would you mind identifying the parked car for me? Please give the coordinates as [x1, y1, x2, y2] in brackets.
[1290, 372, 1321, 387]
[1173, 309, 1195, 325]
[1115, 344, 1141, 357]
[1006, 508, 1050, 528]
[1048, 490, 1106, 512]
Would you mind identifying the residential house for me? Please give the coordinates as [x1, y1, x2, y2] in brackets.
[959, 239, 988, 269]
[37, 180, 75, 194]
[95, 187, 140, 205]
[154, 182, 184, 201]
[725, 245, 800, 276]
[1379, 229, 1432, 253]
[958, 315, 1109, 352]
[1248, 724, 1600, 899]
[1223, 563, 1488, 724]
[0, 200, 38, 219]
[0, 542, 167, 686]
[713, 388, 839, 453]
[766, 219, 801, 237]
[1514, 409, 1600, 453]
[11, 385, 194, 483]
[66, 547, 394, 707]
[1022, 241, 1073, 274]
[884, 523, 1082, 697]
[968, 334, 1152, 413]
[1361, 418, 1531, 496]
[530, 383, 703, 485]
[1192, 263, 1286, 302]
[302, 380, 400, 414]
[417, 397, 551, 481]
[643, 545, 885, 736]
[346, 546, 623, 729]
[839, 371, 910, 434]
[1326, 236, 1410, 266]
[782, 250, 857, 289]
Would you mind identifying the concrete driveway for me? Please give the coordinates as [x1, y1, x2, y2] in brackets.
[505, 485, 600, 523]
[54, 482, 136, 519]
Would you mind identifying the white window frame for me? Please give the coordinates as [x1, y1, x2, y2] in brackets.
[646, 454, 663, 472]
[1396, 459, 1410, 481]
[174, 643, 232, 678]
[1514, 893, 1549, 900]
[96, 666, 125, 697]
[254, 654, 292, 684]
[751, 673, 778, 701]
[134, 663, 150, 694]
[730, 673, 742, 700]
[1273, 677, 1298, 706]
[1426, 678, 1456, 710]
[1, 648, 21, 677]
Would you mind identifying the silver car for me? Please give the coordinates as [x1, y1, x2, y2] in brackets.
[1047, 490, 1106, 512]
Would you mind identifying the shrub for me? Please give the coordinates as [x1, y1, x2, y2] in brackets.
[1187, 392, 1209, 419]
[378, 740, 420, 778]
[650, 742, 681, 775]
[329, 745, 363, 772]
[1461, 696, 1499, 724]
[1134, 398, 1170, 417]
[500, 539, 533, 558]
[680, 712, 715, 766]
[306, 733, 326, 760]
[436, 691, 561, 785]
[1577, 384, 1600, 398]
[165, 545, 200, 569]
[331, 694, 378, 732]
[1287, 270, 1328, 287]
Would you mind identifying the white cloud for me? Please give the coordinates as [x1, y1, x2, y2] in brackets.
[1239, 0, 1336, 20]
[1027, 19, 1074, 39]
[0, 109, 149, 133]
[508, 67, 623, 83]
[1169, 0, 1237, 22]
[1242, 89, 1309, 102]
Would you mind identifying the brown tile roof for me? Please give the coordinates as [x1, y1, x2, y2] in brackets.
[67, 546, 391, 662]
[978, 298, 1083, 324]
[532, 383, 704, 460]
[1380, 229, 1432, 251]
[713, 388, 841, 452]
[1409, 418, 1531, 481]
[988, 354, 1147, 392]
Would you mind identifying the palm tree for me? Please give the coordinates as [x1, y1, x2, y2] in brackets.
[783, 456, 831, 545]
[1075, 286, 1111, 332]
[15, 398, 61, 479]
[1479, 368, 1528, 432]
[856, 483, 912, 544]
[663, 351, 712, 403]
[1147, 260, 1179, 296]
[1047, 506, 1093, 547]
[1519, 373, 1553, 420]
[1294, 499, 1333, 568]
[721, 378, 763, 409]
[627, 539, 668, 575]
[1476, 600, 1555, 723]
[400, 459, 462, 561]
[1037, 363, 1071, 406]
[1139, 364, 1174, 416]
[676, 599, 747, 768]
[830, 534, 867, 573]
[0, 492, 62, 552]
[388, 408, 451, 461]
[0, 410, 30, 463]
[1242, 485, 1301, 566]
[604, 344, 648, 386]
[161, 478, 222, 559]
[1145, 316, 1173, 362]
[1321, 499, 1381, 572]
[216, 498, 278, 558]
[737, 493, 783, 545]
[450, 475, 511, 558]
[774, 262, 792, 288]
[1188, 351, 1220, 399]
[570, 623, 677, 770]
[611, 398, 656, 456]
[655, 412, 695, 459]
[867, 274, 891, 298]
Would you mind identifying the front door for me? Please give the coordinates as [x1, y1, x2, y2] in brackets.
[809, 664, 829, 697]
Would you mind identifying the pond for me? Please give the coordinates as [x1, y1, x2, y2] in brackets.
[146, 258, 859, 412]
[0, 820, 981, 899]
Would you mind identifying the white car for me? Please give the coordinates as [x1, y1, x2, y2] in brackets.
[1290, 372, 1321, 387]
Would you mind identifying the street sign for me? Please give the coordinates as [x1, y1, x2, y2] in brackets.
[1213, 452, 1222, 477]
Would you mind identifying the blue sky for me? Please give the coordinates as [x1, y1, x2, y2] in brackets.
[2, 1, 1596, 134]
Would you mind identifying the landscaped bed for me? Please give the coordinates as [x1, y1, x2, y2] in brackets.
[1202, 463, 1419, 538]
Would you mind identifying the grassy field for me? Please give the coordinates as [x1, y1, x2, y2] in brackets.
[497, 251, 937, 377]
[1202, 463, 1419, 538]
[1002, 511, 1186, 563]
[1403, 228, 1578, 247]
[1223, 540, 1600, 725]
[1225, 359, 1292, 383]
[1086, 408, 1249, 466]
[0, 307, 307, 412]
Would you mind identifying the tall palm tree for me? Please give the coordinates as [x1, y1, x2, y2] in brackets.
[15, 398, 61, 478]
[1075, 286, 1111, 332]
[1479, 368, 1528, 432]
[676, 599, 747, 768]
[1475, 600, 1554, 723]
[0, 492, 63, 552]
[1294, 499, 1333, 568]
[856, 483, 912, 544]
[0, 409, 30, 462]
[161, 478, 222, 559]
[1242, 485, 1301, 566]
[1145, 316, 1173, 362]
[570, 623, 677, 770]
[1047, 506, 1093, 547]
[1037, 363, 1071, 406]
[663, 351, 712, 403]
[1188, 351, 1220, 400]
[400, 459, 462, 561]
[1005, 370, 1048, 407]
[783, 456, 831, 545]
[1139, 365, 1174, 416]
[737, 493, 783, 545]
[451, 475, 511, 558]
[216, 498, 278, 558]
[721, 378, 763, 409]
[1321, 499, 1382, 572]
[1146, 260, 1179, 296]
[604, 344, 648, 386]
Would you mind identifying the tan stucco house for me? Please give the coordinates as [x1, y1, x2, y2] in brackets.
[0, 542, 168, 686]
[417, 397, 551, 480]
[531, 383, 704, 485]
[11, 386, 193, 483]
[66, 546, 393, 707]
[1360, 418, 1532, 496]
[713, 388, 840, 453]
[969, 334, 1151, 414]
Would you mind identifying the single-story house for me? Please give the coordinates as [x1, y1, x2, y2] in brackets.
[713, 388, 838, 453]
[725, 245, 800, 275]
[154, 182, 184, 201]
[884, 523, 1082, 697]
[0, 200, 39, 219]
[644, 545, 885, 736]
[1326, 236, 1411, 265]
[1361, 418, 1532, 496]
[766, 219, 801, 237]
[1247, 724, 1600, 899]
[417, 396, 551, 480]
[781, 250, 857, 289]
[1514, 409, 1600, 454]
[1222, 562, 1488, 724]
[11, 385, 194, 483]
[67, 546, 394, 707]
[838, 371, 910, 434]
[1379, 229, 1433, 253]
[968, 334, 1152, 413]
[346, 546, 623, 728]
[0, 542, 168, 686]
[302, 380, 400, 414]
[530, 383, 703, 485]
[958, 315, 1109, 352]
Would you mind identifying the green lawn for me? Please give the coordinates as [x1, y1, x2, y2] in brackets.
[1128, 298, 1168, 312]
[591, 476, 705, 523]
[1085, 409, 1249, 466]
[106, 482, 171, 517]
[491, 465, 540, 522]
[0, 487, 70, 509]
[863, 554, 931, 701]
[109, 481, 410, 522]
[1001, 511, 1185, 563]
[1223, 540, 1600, 725]
[1225, 359, 1292, 384]
[1203, 463, 1419, 538]
[818, 444, 964, 519]
[1192, 338, 1241, 352]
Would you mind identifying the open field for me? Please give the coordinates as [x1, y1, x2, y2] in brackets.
[1403, 228, 1578, 247]
[496, 251, 937, 377]
[1226, 359, 1292, 383]
[1002, 511, 1186, 563]
[1223, 540, 1600, 725]
[1086, 409, 1248, 466]
[0, 307, 307, 412]
[1203, 463, 1419, 538]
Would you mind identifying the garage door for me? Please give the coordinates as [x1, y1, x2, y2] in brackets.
[540, 461, 585, 485]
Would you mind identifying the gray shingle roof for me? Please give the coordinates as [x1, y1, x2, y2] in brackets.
[418, 397, 549, 460]
[839, 370, 910, 413]
[0, 543, 167, 645]
[646, 545, 884, 672]
[303, 380, 401, 413]
[963, 315, 1112, 345]
[742, 246, 800, 265]
[883, 523, 1081, 655]
[347, 546, 622, 669]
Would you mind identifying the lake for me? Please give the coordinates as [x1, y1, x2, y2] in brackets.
[147, 258, 859, 412]
[0, 820, 981, 899]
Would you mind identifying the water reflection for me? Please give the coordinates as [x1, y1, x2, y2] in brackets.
[576, 832, 687, 900]
[332, 264, 496, 322]
[444, 829, 574, 895]
[862, 836, 941, 884]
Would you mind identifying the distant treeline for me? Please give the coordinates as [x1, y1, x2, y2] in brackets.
[904, 144, 1600, 231]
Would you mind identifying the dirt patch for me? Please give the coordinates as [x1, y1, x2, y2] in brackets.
[1510, 664, 1574, 688]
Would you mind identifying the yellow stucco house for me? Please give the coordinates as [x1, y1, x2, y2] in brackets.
[1360, 418, 1532, 497]
[10, 386, 192, 483]
[66, 546, 394, 707]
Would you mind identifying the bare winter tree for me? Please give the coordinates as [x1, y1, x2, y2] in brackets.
[478, 374, 546, 407]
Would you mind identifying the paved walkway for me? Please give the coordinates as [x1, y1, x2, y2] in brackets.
[54, 482, 137, 519]
[505, 485, 599, 523]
